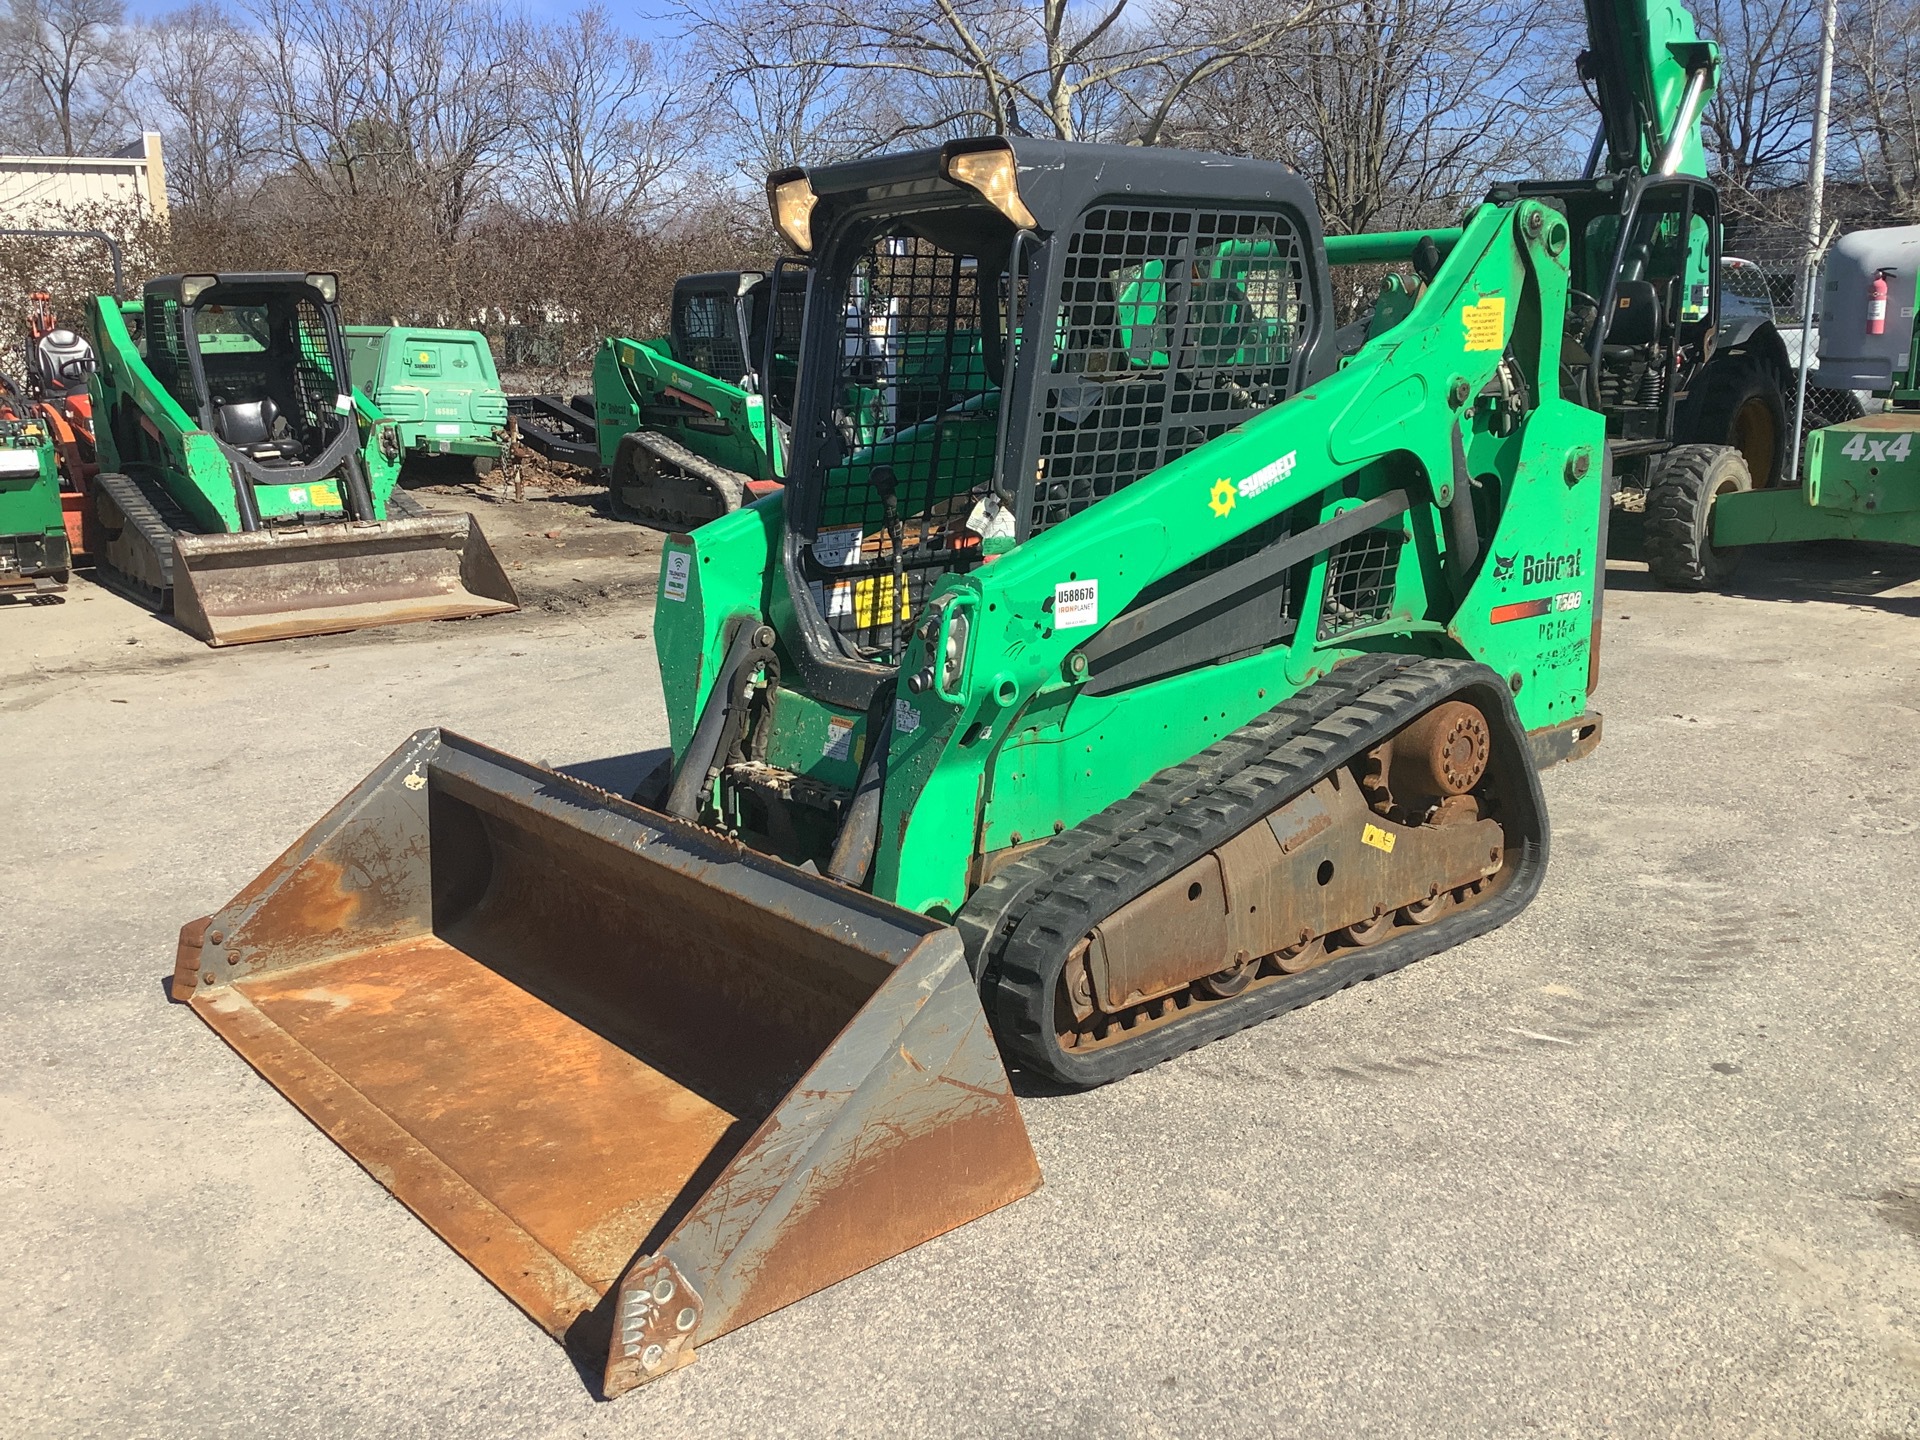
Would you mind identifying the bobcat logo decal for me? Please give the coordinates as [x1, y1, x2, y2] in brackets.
[1491, 553, 1516, 583]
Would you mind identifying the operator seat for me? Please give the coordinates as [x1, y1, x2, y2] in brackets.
[213, 395, 300, 464]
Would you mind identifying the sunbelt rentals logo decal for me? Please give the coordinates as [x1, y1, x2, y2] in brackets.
[1209, 451, 1297, 517]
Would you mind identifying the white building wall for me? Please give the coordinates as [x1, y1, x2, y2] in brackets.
[0, 133, 169, 226]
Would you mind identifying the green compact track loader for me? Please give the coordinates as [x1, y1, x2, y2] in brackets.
[173, 0, 1752, 1399]
[591, 270, 805, 527]
[90, 272, 517, 645]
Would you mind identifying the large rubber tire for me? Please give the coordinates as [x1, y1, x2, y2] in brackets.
[1644, 444, 1751, 591]
[471, 455, 497, 479]
[1679, 350, 1790, 488]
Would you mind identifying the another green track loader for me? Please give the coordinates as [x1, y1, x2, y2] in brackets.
[90, 273, 517, 645]
[591, 270, 802, 527]
[172, 0, 1761, 1400]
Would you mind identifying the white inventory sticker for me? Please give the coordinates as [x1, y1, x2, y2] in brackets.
[814, 525, 864, 568]
[893, 697, 921, 734]
[663, 550, 691, 602]
[823, 715, 854, 761]
[435, 423, 461, 436]
[1053, 578, 1099, 630]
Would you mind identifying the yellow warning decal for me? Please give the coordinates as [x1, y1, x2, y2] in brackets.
[1461, 296, 1506, 351]
[1208, 477, 1236, 517]
[1361, 823, 1396, 853]
[851, 574, 907, 627]
[310, 480, 342, 508]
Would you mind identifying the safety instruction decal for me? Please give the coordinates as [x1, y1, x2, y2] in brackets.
[815, 525, 864, 567]
[1054, 578, 1099, 629]
[823, 714, 855, 762]
[1361, 823, 1396, 853]
[1461, 296, 1506, 352]
[663, 550, 691, 602]
[893, 697, 921, 735]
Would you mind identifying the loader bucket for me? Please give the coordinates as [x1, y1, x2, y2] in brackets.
[172, 730, 1040, 1395]
[170, 513, 518, 646]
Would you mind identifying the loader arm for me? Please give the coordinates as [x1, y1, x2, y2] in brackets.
[88, 293, 237, 534]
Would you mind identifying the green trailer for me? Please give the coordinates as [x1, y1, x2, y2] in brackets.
[1648, 224, 1920, 583]
[0, 415, 67, 597]
[344, 325, 509, 476]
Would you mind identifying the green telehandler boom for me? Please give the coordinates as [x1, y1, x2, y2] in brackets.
[89, 272, 518, 645]
[173, 0, 1751, 1399]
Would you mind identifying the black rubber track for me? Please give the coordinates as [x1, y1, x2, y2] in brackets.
[387, 487, 430, 518]
[92, 469, 184, 611]
[609, 431, 751, 527]
[1643, 443, 1750, 592]
[964, 655, 1551, 1089]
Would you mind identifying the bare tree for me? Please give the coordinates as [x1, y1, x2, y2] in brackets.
[246, 0, 524, 241]
[138, 2, 271, 211]
[516, 7, 692, 225]
[1835, 0, 1920, 221]
[0, 0, 136, 154]
[688, 0, 1329, 148]
[689, 0, 916, 175]
[1691, 0, 1821, 216]
[1178, 0, 1574, 237]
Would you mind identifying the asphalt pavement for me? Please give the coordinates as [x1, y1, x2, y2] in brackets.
[2, 533, 1916, 1439]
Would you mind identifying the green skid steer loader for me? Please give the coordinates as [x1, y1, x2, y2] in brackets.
[173, 0, 1747, 1398]
[592, 270, 805, 527]
[90, 272, 517, 645]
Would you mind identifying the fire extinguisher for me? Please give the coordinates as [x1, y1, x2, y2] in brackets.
[1868, 268, 1893, 336]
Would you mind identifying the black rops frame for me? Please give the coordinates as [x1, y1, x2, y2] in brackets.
[772, 137, 1339, 712]
[145, 272, 375, 530]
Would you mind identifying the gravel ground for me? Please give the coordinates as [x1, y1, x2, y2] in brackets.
[1, 521, 1917, 1440]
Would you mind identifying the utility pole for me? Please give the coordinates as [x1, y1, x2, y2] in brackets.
[1788, 0, 1840, 488]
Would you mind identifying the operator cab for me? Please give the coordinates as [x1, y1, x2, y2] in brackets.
[142, 272, 361, 479]
[767, 139, 1332, 709]
[1515, 174, 1719, 449]
[670, 271, 805, 420]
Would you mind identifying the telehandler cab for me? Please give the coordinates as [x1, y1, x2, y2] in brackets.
[174, 0, 1762, 1397]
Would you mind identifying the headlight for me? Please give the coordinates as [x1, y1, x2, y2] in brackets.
[180, 274, 219, 305]
[943, 142, 1036, 229]
[767, 171, 819, 252]
[306, 272, 339, 303]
